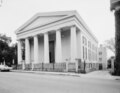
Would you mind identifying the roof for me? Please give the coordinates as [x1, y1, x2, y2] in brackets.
[15, 10, 98, 43]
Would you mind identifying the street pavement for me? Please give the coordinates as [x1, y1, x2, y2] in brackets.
[0, 72, 120, 93]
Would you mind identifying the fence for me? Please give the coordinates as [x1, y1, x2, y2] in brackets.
[16, 60, 99, 73]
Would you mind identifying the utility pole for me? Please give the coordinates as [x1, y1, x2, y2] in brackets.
[110, 0, 120, 75]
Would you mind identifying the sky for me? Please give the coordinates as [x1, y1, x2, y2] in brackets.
[0, 0, 115, 45]
[0, 0, 115, 44]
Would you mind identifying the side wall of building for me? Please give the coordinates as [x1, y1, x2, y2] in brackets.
[80, 28, 98, 72]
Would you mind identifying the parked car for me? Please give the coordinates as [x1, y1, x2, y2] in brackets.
[0, 65, 12, 71]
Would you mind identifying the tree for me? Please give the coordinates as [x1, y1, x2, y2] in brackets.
[104, 38, 115, 54]
[0, 34, 11, 44]
[0, 40, 9, 64]
[0, 34, 17, 66]
[10, 43, 18, 66]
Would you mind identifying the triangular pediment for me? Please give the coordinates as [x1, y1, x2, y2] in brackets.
[16, 11, 76, 33]
[22, 15, 67, 31]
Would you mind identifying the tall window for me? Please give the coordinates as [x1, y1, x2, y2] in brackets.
[82, 36, 84, 44]
[88, 49, 89, 60]
[99, 52, 102, 55]
[90, 50, 91, 61]
[89, 42, 91, 49]
[99, 58, 102, 61]
[85, 38, 87, 46]
[83, 46, 84, 59]
[82, 36, 88, 60]
[88, 41, 89, 48]
[82, 36, 87, 46]
[86, 47, 87, 59]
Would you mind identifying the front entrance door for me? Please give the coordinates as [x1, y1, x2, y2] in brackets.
[49, 41, 55, 63]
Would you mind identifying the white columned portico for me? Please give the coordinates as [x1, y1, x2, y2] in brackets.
[70, 25, 77, 62]
[44, 33, 49, 63]
[18, 40, 22, 64]
[25, 38, 30, 64]
[34, 35, 39, 63]
[56, 29, 62, 63]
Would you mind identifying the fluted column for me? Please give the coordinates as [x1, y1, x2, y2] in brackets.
[56, 29, 62, 63]
[70, 25, 77, 62]
[17, 40, 22, 64]
[44, 33, 49, 63]
[25, 38, 30, 64]
[34, 35, 39, 63]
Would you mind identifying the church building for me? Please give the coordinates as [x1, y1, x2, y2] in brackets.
[15, 11, 98, 72]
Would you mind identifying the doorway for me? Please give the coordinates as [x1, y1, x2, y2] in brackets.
[49, 41, 55, 63]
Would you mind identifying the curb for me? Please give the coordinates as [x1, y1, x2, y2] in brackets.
[11, 70, 81, 77]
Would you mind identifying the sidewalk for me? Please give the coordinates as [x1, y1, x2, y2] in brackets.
[11, 70, 81, 77]
[81, 70, 115, 79]
[11, 70, 120, 80]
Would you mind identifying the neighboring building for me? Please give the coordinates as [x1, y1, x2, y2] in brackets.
[15, 11, 98, 73]
[98, 45, 107, 69]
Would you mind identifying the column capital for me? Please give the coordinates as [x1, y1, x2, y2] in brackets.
[70, 25, 76, 28]
[56, 28, 62, 31]
[115, 6, 120, 11]
[17, 38, 25, 41]
[44, 32, 49, 37]
[17, 39, 21, 42]
[44, 32, 49, 34]
[33, 34, 38, 38]
[25, 37, 31, 40]
[110, 0, 120, 11]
